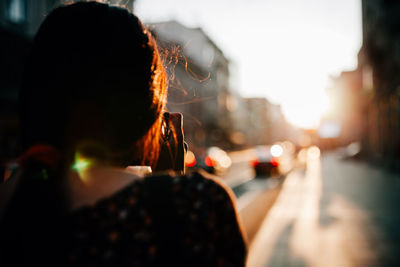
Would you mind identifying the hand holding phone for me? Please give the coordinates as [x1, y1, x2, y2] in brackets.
[154, 112, 187, 174]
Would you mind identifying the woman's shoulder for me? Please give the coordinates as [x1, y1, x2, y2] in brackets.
[69, 169, 236, 216]
[143, 170, 242, 235]
[150, 169, 233, 191]
[66, 170, 246, 266]
[145, 170, 237, 202]
[140, 171, 246, 265]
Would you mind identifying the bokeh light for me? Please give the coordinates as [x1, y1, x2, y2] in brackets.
[270, 144, 283, 157]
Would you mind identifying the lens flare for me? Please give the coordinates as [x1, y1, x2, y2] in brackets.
[72, 153, 92, 174]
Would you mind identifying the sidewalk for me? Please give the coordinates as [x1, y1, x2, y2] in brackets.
[247, 151, 400, 267]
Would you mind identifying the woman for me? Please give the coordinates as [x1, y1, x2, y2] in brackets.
[0, 2, 246, 266]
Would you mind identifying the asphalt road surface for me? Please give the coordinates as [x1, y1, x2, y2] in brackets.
[246, 150, 400, 267]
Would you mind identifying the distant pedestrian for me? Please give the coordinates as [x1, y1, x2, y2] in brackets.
[0, 2, 246, 266]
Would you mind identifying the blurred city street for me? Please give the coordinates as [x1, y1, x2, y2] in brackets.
[1, 1, 400, 266]
[243, 150, 400, 267]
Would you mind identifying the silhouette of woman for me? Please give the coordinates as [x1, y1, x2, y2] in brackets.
[0, 2, 246, 266]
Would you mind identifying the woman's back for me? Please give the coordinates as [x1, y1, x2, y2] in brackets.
[0, 2, 247, 266]
[67, 171, 245, 266]
[1, 169, 246, 266]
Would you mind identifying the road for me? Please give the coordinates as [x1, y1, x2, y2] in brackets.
[246, 150, 400, 267]
[220, 149, 256, 188]
[218, 148, 289, 243]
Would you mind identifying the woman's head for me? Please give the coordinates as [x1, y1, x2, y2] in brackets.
[20, 2, 167, 168]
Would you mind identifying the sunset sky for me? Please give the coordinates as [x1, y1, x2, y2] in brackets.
[135, 0, 362, 128]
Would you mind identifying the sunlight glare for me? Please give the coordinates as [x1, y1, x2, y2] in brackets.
[136, 0, 361, 129]
[282, 91, 329, 129]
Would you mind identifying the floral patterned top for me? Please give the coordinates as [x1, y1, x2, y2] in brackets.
[66, 171, 247, 266]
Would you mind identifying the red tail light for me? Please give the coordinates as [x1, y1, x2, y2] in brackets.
[185, 151, 196, 167]
[251, 160, 260, 167]
[205, 156, 214, 167]
[185, 158, 196, 168]
[270, 158, 279, 166]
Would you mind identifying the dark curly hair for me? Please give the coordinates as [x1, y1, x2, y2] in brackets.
[19, 1, 167, 168]
[1, 3, 168, 265]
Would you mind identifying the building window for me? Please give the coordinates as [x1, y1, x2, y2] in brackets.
[7, 0, 26, 24]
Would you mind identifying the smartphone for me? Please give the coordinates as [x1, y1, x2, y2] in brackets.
[154, 112, 187, 174]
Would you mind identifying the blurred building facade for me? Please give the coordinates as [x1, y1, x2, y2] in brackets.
[149, 21, 296, 151]
[359, 0, 400, 168]
[0, 0, 58, 38]
[231, 97, 295, 147]
[241, 98, 270, 146]
[0, 0, 53, 162]
[149, 21, 236, 151]
[320, 0, 400, 168]
[320, 69, 364, 149]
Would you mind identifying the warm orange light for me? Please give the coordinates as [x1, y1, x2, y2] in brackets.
[270, 158, 279, 166]
[251, 159, 260, 167]
[205, 156, 214, 167]
[185, 151, 196, 167]
[307, 146, 321, 160]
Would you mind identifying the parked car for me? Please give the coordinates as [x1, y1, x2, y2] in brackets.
[250, 142, 295, 177]
[186, 146, 232, 175]
[250, 145, 280, 177]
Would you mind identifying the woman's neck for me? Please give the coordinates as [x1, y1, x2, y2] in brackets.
[66, 165, 149, 211]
